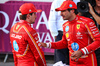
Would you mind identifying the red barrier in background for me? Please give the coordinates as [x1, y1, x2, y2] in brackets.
[0, 1, 54, 55]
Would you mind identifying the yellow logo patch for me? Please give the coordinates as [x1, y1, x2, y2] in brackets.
[16, 25, 20, 30]
[76, 24, 80, 29]
[66, 33, 69, 38]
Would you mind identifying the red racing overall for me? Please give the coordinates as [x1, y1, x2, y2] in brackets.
[10, 20, 47, 66]
[47, 15, 100, 66]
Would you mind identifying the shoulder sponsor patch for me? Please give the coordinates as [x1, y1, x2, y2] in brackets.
[65, 26, 69, 32]
[89, 22, 95, 26]
[13, 40, 19, 52]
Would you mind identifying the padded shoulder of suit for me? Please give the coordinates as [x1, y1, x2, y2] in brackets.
[78, 16, 93, 23]
[62, 21, 69, 27]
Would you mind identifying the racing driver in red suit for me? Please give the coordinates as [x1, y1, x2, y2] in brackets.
[40, 1, 100, 66]
[10, 3, 47, 66]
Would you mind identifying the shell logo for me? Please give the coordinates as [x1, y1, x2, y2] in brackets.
[66, 33, 69, 38]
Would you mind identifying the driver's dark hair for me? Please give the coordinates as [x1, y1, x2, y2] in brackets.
[19, 11, 33, 20]
[67, 9, 78, 15]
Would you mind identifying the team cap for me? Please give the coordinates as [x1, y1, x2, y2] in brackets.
[55, 1, 77, 11]
[19, 3, 42, 15]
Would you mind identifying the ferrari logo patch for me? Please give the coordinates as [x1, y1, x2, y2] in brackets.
[16, 25, 20, 30]
[76, 24, 80, 29]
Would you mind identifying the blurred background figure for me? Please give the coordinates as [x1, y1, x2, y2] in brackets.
[48, 0, 80, 65]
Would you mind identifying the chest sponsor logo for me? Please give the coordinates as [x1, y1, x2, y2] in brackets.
[13, 40, 19, 52]
[76, 31, 83, 39]
[65, 26, 69, 32]
[16, 25, 20, 30]
[66, 33, 69, 38]
[11, 34, 22, 39]
[71, 42, 79, 51]
[76, 24, 80, 29]
[77, 31, 81, 35]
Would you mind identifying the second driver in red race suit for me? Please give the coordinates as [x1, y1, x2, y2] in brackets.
[40, 1, 100, 66]
[10, 3, 47, 66]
